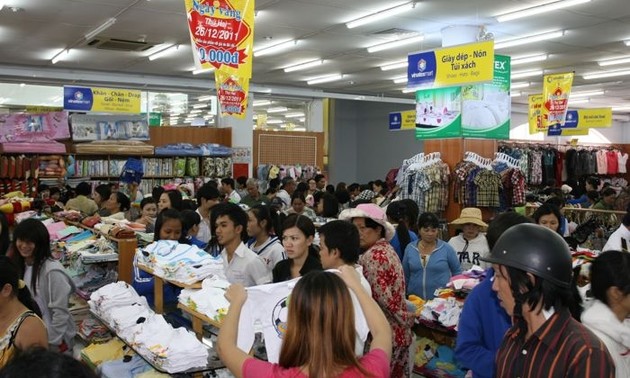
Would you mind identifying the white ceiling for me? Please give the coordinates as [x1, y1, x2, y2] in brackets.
[1, 0, 630, 111]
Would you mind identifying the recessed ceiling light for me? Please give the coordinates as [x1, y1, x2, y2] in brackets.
[496, 0, 591, 23]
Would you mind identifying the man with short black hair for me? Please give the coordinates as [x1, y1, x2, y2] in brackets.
[314, 174, 326, 191]
[221, 178, 241, 204]
[196, 183, 221, 244]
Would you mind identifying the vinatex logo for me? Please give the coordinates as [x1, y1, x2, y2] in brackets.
[408, 52, 436, 87]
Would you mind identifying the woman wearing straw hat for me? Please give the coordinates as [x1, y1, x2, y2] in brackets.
[448, 208, 490, 271]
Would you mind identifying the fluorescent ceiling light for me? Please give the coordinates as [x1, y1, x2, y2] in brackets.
[612, 106, 630, 112]
[495, 30, 564, 49]
[307, 74, 344, 85]
[401, 87, 417, 93]
[192, 67, 215, 75]
[283, 59, 324, 73]
[193, 103, 208, 109]
[511, 69, 543, 79]
[496, 0, 591, 23]
[284, 112, 305, 118]
[197, 95, 214, 102]
[84, 18, 117, 40]
[367, 35, 424, 53]
[254, 40, 297, 57]
[393, 75, 408, 84]
[190, 109, 203, 114]
[598, 56, 630, 66]
[346, 2, 416, 29]
[266, 119, 283, 124]
[511, 81, 531, 89]
[380, 59, 408, 71]
[625, 40, 630, 46]
[267, 106, 288, 113]
[51, 48, 69, 64]
[148, 44, 179, 61]
[510, 91, 522, 97]
[294, 127, 307, 131]
[511, 53, 548, 65]
[253, 100, 272, 106]
[568, 98, 590, 104]
[571, 90, 604, 98]
[583, 69, 630, 80]
[298, 117, 306, 122]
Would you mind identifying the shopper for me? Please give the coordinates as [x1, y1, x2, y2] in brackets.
[581, 251, 630, 377]
[134, 197, 157, 233]
[602, 212, 630, 251]
[221, 178, 241, 204]
[483, 223, 614, 377]
[276, 177, 296, 209]
[568, 177, 601, 207]
[195, 184, 221, 244]
[592, 187, 617, 210]
[272, 214, 321, 283]
[158, 189, 183, 212]
[314, 191, 340, 220]
[93, 184, 112, 216]
[448, 207, 490, 270]
[403, 212, 461, 300]
[181, 209, 207, 249]
[0, 213, 9, 256]
[9, 219, 75, 352]
[0, 347, 98, 378]
[455, 212, 532, 378]
[215, 203, 271, 286]
[339, 203, 412, 377]
[240, 178, 270, 208]
[217, 268, 392, 377]
[532, 202, 563, 234]
[64, 182, 98, 215]
[286, 192, 317, 220]
[104, 191, 131, 219]
[246, 205, 285, 272]
[386, 200, 419, 261]
[0, 256, 48, 369]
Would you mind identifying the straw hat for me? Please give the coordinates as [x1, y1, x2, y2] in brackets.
[339, 203, 396, 241]
[450, 207, 488, 228]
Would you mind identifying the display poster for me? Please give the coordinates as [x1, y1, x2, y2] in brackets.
[142, 112, 162, 126]
[547, 108, 612, 136]
[389, 110, 416, 131]
[0, 112, 70, 142]
[185, 0, 255, 119]
[256, 113, 267, 128]
[407, 40, 494, 89]
[231, 146, 252, 163]
[542, 72, 574, 128]
[63, 86, 141, 114]
[528, 94, 545, 134]
[415, 87, 462, 139]
[461, 55, 511, 139]
[70, 114, 149, 141]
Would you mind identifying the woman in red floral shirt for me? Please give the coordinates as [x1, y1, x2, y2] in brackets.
[340, 204, 413, 377]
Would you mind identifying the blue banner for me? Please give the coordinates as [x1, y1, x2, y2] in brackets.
[64, 86, 93, 111]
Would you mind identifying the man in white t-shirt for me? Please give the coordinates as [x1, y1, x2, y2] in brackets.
[221, 178, 241, 204]
[603, 212, 630, 252]
[275, 177, 295, 209]
[215, 203, 271, 286]
[195, 184, 221, 244]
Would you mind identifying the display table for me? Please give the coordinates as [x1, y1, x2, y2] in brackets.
[136, 263, 202, 313]
[177, 303, 222, 340]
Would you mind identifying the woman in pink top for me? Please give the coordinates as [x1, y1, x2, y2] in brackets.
[217, 266, 392, 378]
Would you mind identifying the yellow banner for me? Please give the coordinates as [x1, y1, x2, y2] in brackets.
[185, 0, 255, 119]
[553, 128, 590, 136]
[542, 72, 574, 128]
[91, 88, 141, 113]
[434, 40, 494, 87]
[400, 110, 416, 130]
[528, 94, 544, 134]
[576, 108, 612, 129]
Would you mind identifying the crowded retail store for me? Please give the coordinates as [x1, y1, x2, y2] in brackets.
[2, 0, 630, 377]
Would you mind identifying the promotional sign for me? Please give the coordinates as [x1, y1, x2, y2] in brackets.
[415, 87, 462, 139]
[528, 94, 545, 134]
[70, 114, 149, 141]
[63, 86, 141, 114]
[141, 112, 162, 126]
[185, 0, 255, 119]
[389, 110, 416, 131]
[542, 72, 574, 128]
[407, 40, 494, 89]
[0, 112, 70, 142]
[461, 55, 511, 139]
[547, 108, 612, 136]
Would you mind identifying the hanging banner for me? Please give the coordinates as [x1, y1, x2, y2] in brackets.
[185, 0, 255, 119]
[415, 87, 462, 139]
[70, 114, 149, 141]
[547, 108, 612, 136]
[407, 40, 494, 89]
[461, 55, 511, 139]
[389, 110, 416, 131]
[63, 86, 141, 114]
[541, 72, 574, 128]
[528, 94, 545, 134]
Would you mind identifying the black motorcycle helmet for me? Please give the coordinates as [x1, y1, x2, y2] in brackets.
[481, 223, 573, 288]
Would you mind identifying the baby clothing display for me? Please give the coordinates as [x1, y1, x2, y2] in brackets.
[178, 276, 231, 323]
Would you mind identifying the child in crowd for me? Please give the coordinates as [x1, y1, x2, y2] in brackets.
[9, 219, 76, 352]
[135, 197, 157, 233]
[181, 209, 207, 249]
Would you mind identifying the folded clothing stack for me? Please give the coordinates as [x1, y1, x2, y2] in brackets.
[179, 276, 230, 323]
[137, 240, 225, 285]
[89, 282, 209, 373]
